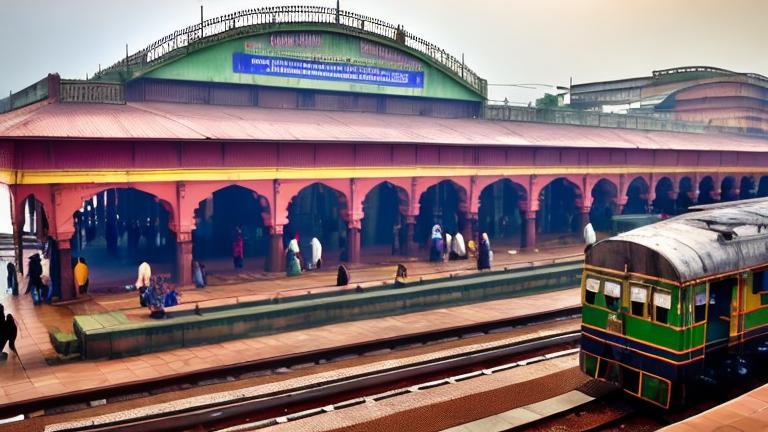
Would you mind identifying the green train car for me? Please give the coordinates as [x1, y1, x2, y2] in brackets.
[580, 197, 768, 408]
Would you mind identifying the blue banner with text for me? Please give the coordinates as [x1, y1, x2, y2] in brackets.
[232, 53, 424, 88]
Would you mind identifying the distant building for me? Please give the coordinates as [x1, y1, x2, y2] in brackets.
[570, 66, 768, 135]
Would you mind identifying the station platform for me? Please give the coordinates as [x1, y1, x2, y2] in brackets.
[660, 384, 768, 431]
[0, 245, 582, 407]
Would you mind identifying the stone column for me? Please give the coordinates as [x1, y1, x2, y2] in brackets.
[175, 232, 193, 286]
[463, 213, 477, 244]
[522, 210, 537, 250]
[266, 225, 284, 273]
[404, 215, 417, 256]
[347, 220, 361, 264]
[57, 239, 75, 301]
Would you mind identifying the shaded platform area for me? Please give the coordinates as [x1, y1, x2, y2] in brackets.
[660, 383, 768, 432]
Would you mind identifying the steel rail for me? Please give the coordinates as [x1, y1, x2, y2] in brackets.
[48, 332, 581, 432]
[0, 305, 580, 420]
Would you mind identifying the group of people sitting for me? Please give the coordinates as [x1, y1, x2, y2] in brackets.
[136, 261, 182, 319]
[430, 225, 493, 270]
[285, 236, 323, 277]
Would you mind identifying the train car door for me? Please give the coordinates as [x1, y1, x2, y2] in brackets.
[706, 277, 736, 348]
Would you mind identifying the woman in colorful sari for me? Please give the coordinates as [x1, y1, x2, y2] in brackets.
[285, 239, 302, 276]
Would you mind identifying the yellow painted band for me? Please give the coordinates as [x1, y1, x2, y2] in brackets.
[5, 165, 768, 185]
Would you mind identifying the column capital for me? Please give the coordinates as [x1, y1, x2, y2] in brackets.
[176, 231, 193, 243]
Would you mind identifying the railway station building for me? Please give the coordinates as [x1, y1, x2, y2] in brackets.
[2, 6, 768, 299]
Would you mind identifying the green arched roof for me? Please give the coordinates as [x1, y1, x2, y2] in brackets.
[95, 6, 487, 100]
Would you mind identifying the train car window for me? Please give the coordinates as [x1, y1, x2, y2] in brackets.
[652, 288, 672, 324]
[694, 285, 707, 323]
[630, 285, 648, 317]
[752, 272, 768, 305]
[585, 277, 600, 305]
[604, 281, 621, 311]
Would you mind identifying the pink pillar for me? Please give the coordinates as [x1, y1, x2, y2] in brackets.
[347, 220, 361, 264]
[175, 232, 193, 286]
[266, 225, 284, 272]
[405, 215, 417, 255]
[57, 239, 75, 301]
[522, 210, 537, 250]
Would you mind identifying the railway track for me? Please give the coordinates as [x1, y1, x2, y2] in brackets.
[29, 308, 580, 432]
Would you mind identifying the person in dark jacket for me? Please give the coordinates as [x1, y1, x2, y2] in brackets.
[477, 233, 492, 271]
[336, 264, 350, 286]
[6, 262, 17, 296]
[27, 254, 44, 305]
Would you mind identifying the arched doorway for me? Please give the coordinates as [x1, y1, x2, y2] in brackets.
[698, 176, 718, 205]
[192, 185, 269, 272]
[589, 179, 617, 232]
[71, 188, 174, 291]
[720, 176, 738, 202]
[477, 179, 526, 247]
[677, 177, 695, 212]
[416, 180, 467, 246]
[537, 178, 581, 240]
[653, 177, 676, 215]
[623, 177, 650, 214]
[740, 176, 756, 200]
[284, 183, 349, 264]
[361, 182, 409, 257]
[758, 176, 768, 198]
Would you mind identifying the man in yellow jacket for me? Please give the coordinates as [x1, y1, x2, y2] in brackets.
[74, 257, 89, 295]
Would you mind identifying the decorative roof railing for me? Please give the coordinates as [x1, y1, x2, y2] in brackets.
[652, 66, 768, 84]
[95, 5, 486, 97]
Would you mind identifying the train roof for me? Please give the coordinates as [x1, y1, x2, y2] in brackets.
[586, 197, 768, 284]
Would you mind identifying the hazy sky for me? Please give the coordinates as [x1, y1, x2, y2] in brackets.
[1, 0, 766, 104]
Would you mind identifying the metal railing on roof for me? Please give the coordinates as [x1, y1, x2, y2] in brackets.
[95, 5, 486, 96]
[652, 66, 768, 83]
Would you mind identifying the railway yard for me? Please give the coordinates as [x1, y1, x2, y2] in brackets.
[0, 244, 765, 432]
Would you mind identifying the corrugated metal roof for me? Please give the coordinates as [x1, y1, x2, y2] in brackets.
[588, 198, 768, 283]
[2, 101, 768, 152]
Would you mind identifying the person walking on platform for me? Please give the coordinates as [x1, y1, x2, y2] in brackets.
[336, 264, 350, 286]
[429, 225, 444, 262]
[477, 233, 492, 271]
[74, 257, 89, 295]
[0, 305, 17, 361]
[285, 238, 302, 276]
[27, 254, 44, 306]
[192, 261, 206, 288]
[6, 262, 17, 296]
[309, 237, 322, 270]
[232, 227, 244, 270]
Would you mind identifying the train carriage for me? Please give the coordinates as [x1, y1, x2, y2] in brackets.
[580, 197, 768, 408]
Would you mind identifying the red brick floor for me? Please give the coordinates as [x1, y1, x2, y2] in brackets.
[0, 245, 583, 406]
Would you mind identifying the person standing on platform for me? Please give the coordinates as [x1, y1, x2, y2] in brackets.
[27, 254, 44, 306]
[477, 233, 492, 271]
[444, 233, 452, 262]
[285, 239, 302, 276]
[394, 263, 408, 287]
[429, 225, 443, 262]
[232, 227, 244, 270]
[6, 262, 17, 296]
[192, 261, 206, 288]
[309, 237, 322, 270]
[74, 257, 89, 295]
[451, 232, 467, 260]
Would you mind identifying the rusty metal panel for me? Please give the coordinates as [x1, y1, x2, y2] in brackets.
[439, 146, 464, 165]
[224, 142, 277, 167]
[210, 86, 253, 106]
[507, 148, 534, 166]
[479, 148, 505, 166]
[53, 141, 133, 169]
[180, 142, 222, 167]
[392, 145, 416, 165]
[417, 145, 440, 165]
[356, 144, 391, 166]
[279, 142, 314, 167]
[589, 197, 768, 283]
[134, 142, 179, 168]
[258, 88, 297, 109]
[316, 143, 354, 166]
